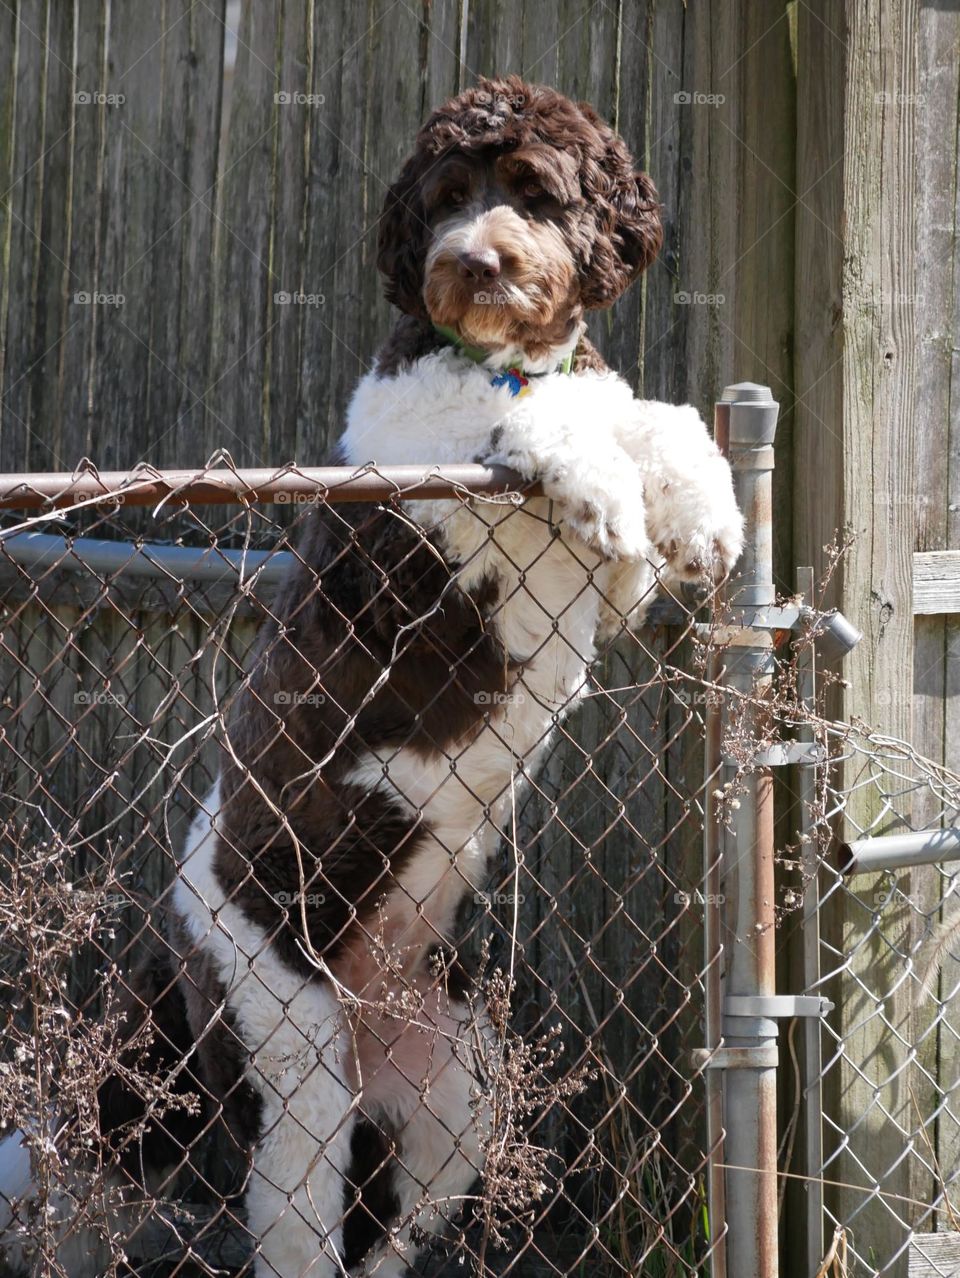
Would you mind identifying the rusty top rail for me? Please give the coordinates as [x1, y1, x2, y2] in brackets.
[0, 464, 538, 510]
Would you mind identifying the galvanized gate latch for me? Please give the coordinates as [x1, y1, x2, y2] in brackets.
[691, 995, 834, 1072]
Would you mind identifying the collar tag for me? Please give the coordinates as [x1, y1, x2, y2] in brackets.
[490, 367, 531, 398]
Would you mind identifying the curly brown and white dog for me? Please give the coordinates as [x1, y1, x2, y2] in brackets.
[1, 77, 741, 1277]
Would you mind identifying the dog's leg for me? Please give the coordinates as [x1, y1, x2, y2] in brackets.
[357, 991, 489, 1278]
[614, 400, 744, 585]
[244, 985, 357, 1278]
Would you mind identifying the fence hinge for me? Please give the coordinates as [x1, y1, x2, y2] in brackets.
[691, 1044, 778, 1071]
[691, 997, 833, 1073]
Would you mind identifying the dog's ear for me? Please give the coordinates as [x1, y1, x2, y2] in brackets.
[377, 157, 429, 319]
[578, 118, 663, 310]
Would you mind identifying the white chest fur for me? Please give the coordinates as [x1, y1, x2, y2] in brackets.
[340, 355, 648, 858]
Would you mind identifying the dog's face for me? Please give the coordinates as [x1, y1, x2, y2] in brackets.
[378, 77, 663, 357]
[419, 145, 584, 350]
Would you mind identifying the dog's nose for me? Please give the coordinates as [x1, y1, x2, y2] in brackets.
[457, 250, 501, 281]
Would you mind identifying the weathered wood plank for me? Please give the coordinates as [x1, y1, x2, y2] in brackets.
[599, 0, 648, 390]
[26, 1, 75, 472]
[96, 4, 168, 469]
[464, 0, 525, 79]
[907, 0, 955, 1186]
[296, 0, 377, 457]
[264, 0, 312, 465]
[1, 0, 59, 469]
[148, 0, 227, 465]
[205, 0, 281, 465]
[929, 0, 960, 1214]
[0, 0, 18, 449]
[915, 552, 960, 615]
[793, 0, 920, 1271]
[362, 2, 425, 361]
[52, 2, 109, 465]
[909, 1233, 960, 1276]
[640, 0, 685, 406]
[676, 0, 738, 419]
[792, 0, 845, 608]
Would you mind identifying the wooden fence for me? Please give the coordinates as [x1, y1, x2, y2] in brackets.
[1, 1, 956, 1274]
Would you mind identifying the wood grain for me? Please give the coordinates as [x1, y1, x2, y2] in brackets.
[914, 552, 960, 615]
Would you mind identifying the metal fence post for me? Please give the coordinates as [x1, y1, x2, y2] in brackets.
[718, 383, 781, 1278]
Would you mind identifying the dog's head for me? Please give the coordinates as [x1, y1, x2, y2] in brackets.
[377, 76, 663, 359]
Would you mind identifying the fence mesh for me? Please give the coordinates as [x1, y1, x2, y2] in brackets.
[806, 727, 960, 1277]
[0, 478, 722, 1278]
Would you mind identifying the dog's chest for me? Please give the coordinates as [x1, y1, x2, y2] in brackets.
[341, 355, 619, 816]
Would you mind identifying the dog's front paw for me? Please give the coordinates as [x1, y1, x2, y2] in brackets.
[558, 475, 649, 561]
[488, 442, 648, 560]
[656, 513, 744, 585]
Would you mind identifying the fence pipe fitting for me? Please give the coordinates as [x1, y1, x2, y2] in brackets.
[718, 383, 780, 1278]
[840, 828, 960, 874]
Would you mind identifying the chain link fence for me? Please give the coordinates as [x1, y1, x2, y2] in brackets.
[806, 727, 960, 1277]
[0, 463, 723, 1278]
[2, 422, 959, 1278]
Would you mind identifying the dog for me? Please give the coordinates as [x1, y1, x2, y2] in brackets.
[0, 76, 742, 1277]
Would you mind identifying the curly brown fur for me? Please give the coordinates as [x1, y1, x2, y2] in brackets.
[377, 75, 662, 365]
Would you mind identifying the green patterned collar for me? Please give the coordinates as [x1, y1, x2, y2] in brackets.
[432, 323, 576, 377]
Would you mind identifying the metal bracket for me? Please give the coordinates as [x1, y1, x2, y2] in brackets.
[691, 1045, 779, 1071]
[724, 995, 834, 1019]
[695, 604, 861, 659]
[691, 997, 833, 1073]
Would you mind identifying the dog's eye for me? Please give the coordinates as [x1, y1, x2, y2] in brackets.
[522, 180, 543, 199]
[447, 189, 465, 206]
